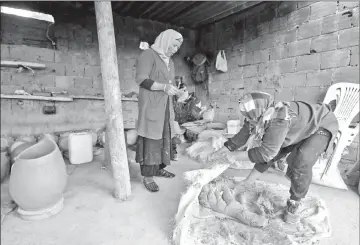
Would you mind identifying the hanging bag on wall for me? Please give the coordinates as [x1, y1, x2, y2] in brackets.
[215, 50, 228, 73]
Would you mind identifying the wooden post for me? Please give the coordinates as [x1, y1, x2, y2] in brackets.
[94, 1, 131, 200]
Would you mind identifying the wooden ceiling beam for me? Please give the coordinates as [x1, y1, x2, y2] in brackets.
[192, 1, 262, 28]
[172, 2, 213, 22]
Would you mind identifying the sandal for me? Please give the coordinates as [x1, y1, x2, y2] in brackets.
[143, 177, 159, 192]
[156, 169, 176, 178]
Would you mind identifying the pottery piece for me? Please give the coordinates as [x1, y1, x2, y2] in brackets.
[10, 140, 26, 153]
[99, 132, 106, 146]
[1, 136, 14, 151]
[96, 127, 107, 147]
[9, 134, 67, 220]
[93, 147, 104, 156]
[1, 150, 10, 182]
[125, 129, 138, 146]
[38, 133, 59, 144]
[10, 141, 36, 164]
[17, 135, 36, 143]
[58, 132, 70, 151]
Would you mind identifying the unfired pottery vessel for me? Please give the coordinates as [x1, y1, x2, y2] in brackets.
[9, 134, 67, 219]
[1, 150, 10, 182]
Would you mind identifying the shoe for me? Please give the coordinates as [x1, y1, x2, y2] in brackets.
[283, 199, 301, 224]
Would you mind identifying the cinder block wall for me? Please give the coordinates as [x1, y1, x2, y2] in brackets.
[198, 1, 359, 162]
[1, 12, 197, 136]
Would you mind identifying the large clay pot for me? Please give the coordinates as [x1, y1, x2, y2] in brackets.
[9, 134, 67, 220]
[1, 150, 10, 182]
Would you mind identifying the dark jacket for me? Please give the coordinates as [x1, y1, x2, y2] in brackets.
[224, 101, 339, 163]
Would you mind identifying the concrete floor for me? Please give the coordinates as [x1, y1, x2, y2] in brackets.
[1, 146, 359, 245]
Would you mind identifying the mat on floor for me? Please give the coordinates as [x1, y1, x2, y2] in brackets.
[173, 158, 332, 245]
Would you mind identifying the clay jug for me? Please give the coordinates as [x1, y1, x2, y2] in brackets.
[9, 134, 67, 214]
[1, 150, 10, 182]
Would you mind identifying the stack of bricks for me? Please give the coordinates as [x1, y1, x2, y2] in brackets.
[0, 12, 196, 135]
[200, 1, 359, 163]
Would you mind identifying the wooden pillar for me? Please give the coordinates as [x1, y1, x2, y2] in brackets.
[94, 1, 131, 200]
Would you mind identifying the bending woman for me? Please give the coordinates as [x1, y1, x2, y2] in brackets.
[211, 91, 339, 224]
[135, 29, 183, 192]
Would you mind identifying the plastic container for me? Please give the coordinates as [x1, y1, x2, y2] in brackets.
[227, 120, 241, 135]
[68, 132, 93, 165]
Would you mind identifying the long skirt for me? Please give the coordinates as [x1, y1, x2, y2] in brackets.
[135, 99, 173, 177]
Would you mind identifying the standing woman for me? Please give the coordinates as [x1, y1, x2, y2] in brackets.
[135, 29, 183, 192]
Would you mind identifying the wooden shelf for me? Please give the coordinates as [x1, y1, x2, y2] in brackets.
[71, 95, 138, 101]
[1, 94, 138, 102]
[0, 60, 46, 69]
[0, 94, 73, 102]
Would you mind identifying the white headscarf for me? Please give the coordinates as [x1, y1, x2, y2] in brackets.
[151, 29, 183, 70]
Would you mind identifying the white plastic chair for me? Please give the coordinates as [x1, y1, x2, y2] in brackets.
[312, 83, 359, 189]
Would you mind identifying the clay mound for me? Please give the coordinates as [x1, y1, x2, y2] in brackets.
[185, 131, 254, 170]
[173, 163, 332, 245]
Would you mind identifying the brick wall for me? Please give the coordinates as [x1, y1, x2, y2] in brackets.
[198, 1, 359, 162]
[1, 12, 197, 136]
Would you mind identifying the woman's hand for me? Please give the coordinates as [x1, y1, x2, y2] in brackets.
[164, 84, 180, 96]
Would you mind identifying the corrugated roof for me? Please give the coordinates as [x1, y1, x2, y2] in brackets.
[0, 1, 262, 29]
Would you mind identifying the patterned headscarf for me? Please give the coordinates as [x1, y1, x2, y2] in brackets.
[239, 91, 295, 147]
[151, 29, 183, 70]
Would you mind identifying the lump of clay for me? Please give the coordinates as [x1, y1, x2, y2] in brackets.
[199, 184, 269, 228]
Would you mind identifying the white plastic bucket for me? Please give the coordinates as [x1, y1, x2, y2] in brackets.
[227, 120, 241, 135]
